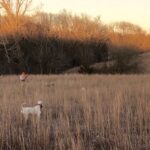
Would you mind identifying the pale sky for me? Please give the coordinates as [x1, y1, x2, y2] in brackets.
[34, 0, 150, 31]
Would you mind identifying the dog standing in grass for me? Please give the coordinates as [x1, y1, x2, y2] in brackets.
[21, 101, 43, 122]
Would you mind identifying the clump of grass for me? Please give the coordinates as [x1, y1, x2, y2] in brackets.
[0, 75, 149, 150]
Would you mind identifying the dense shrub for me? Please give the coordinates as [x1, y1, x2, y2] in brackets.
[109, 45, 140, 73]
[0, 37, 109, 74]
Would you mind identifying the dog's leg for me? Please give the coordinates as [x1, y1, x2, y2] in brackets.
[24, 114, 28, 122]
[36, 112, 41, 123]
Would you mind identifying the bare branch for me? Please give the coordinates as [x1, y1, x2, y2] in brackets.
[0, 0, 32, 16]
[0, 0, 14, 17]
[21, 0, 32, 16]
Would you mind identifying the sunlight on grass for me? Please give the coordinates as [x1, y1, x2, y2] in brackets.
[0, 75, 149, 149]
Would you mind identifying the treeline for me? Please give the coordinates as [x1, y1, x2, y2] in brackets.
[0, 9, 149, 74]
[0, 36, 108, 74]
[107, 22, 150, 51]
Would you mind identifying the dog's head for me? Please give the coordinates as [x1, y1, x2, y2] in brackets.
[37, 100, 43, 109]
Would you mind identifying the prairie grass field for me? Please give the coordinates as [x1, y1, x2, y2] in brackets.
[0, 75, 149, 150]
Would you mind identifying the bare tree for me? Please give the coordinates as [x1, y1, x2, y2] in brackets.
[0, 0, 32, 33]
[111, 22, 145, 35]
[0, 0, 32, 73]
[0, 0, 32, 16]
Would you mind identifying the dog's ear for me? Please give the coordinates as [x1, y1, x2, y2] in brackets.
[40, 104, 43, 109]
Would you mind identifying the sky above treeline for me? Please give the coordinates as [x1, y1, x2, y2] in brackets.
[34, 0, 150, 31]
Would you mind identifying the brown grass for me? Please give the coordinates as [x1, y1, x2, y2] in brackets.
[0, 75, 149, 150]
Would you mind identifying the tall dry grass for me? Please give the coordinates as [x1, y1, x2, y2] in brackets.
[0, 75, 149, 150]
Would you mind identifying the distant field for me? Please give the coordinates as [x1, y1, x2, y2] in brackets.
[0, 75, 149, 150]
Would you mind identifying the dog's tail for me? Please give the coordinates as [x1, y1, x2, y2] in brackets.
[21, 103, 26, 113]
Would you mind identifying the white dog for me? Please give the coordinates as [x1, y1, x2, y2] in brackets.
[21, 101, 43, 122]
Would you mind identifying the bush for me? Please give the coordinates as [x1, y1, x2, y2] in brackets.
[0, 37, 108, 74]
[109, 45, 140, 73]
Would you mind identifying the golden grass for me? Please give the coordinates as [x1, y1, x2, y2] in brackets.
[0, 75, 149, 150]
